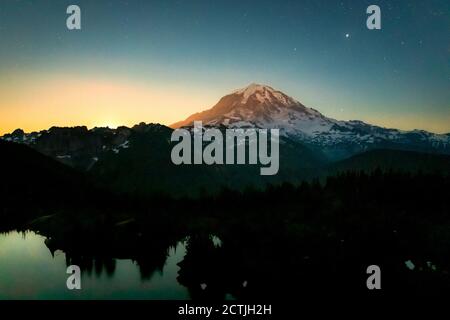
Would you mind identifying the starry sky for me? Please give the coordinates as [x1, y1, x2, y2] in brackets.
[0, 0, 449, 134]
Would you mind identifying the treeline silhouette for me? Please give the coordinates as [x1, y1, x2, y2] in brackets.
[169, 169, 450, 298]
[3, 168, 447, 298]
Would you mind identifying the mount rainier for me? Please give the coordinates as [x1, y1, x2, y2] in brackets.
[172, 83, 450, 161]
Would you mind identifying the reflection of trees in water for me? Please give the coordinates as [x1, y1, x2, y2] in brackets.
[43, 230, 181, 281]
[41, 226, 288, 299]
[133, 247, 168, 281]
[65, 253, 117, 278]
[176, 233, 248, 300]
[44, 229, 251, 298]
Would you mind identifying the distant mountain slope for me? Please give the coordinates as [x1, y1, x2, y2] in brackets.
[1, 125, 133, 170]
[0, 140, 86, 191]
[1, 122, 327, 196]
[89, 123, 325, 197]
[1, 132, 449, 199]
[172, 83, 450, 161]
[0, 140, 92, 225]
[328, 149, 450, 175]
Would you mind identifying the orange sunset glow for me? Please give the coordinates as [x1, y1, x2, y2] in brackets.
[0, 74, 220, 135]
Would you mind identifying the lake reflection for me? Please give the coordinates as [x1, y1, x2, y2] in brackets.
[0, 231, 190, 299]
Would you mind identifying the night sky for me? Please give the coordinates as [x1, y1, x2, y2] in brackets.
[0, 0, 448, 134]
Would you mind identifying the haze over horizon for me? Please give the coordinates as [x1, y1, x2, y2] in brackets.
[0, 0, 449, 135]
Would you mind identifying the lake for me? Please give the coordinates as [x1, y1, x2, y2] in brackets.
[0, 231, 192, 299]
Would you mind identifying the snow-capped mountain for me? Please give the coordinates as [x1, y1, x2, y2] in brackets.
[172, 83, 450, 160]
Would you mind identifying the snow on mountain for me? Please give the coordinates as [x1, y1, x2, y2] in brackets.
[172, 83, 326, 130]
[171, 83, 450, 160]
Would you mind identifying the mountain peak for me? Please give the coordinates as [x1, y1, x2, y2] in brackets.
[170, 83, 324, 129]
[231, 83, 298, 106]
[233, 83, 275, 96]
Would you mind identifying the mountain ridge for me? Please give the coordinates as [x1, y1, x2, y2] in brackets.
[170, 83, 450, 160]
[2, 83, 449, 174]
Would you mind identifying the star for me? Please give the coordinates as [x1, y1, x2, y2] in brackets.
[345, 33, 350, 38]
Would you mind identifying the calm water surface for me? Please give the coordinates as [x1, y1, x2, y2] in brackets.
[0, 231, 191, 299]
